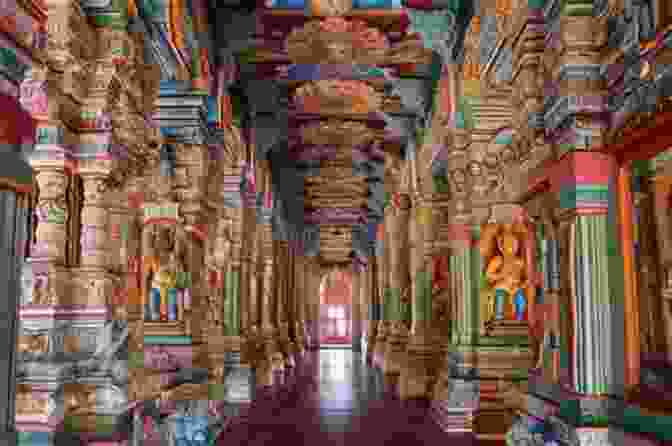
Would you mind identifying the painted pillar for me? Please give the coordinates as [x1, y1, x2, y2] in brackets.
[294, 250, 306, 352]
[374, 218, 389, 365]
[399, 196, 435, 399]
[449, 223, 480, 348]
[384, 194, 411, 375]
[554, 152, 625, 396]
[275, 240, 291, 363]
[351, 264, 362, 352]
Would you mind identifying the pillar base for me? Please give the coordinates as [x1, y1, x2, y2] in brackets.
[399, 340, 435, 400]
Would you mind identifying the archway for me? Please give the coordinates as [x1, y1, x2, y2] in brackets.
[319, 267, 353, 346]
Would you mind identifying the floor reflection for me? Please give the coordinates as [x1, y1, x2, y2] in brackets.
[218, 349, 476, 445]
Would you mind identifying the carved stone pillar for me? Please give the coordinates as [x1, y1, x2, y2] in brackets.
[383, 199, 410, 377]
[306, 260, 320, 350]
[275, 240, 292, 368]
[373, 219, 388, 366]
[261, 221, 283, 383]
[366, 253, 379, 362]
[79, 164, 112, 269]
[351, 264, 362, 352]
[399, 196, 435, 399]
[294, 252, 306, 354]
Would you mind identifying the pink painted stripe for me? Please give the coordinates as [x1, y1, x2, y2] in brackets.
[551, 152, 615, 189]
[19, 305, 110, 319]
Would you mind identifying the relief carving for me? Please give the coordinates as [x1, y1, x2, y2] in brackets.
[17, 334, 50, 356]
[16, 391, 53, 417]
[480, 222, 530, 324]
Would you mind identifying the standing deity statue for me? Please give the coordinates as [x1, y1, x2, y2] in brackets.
[142, 225, 186, 322]
[480, 223, 529, 322]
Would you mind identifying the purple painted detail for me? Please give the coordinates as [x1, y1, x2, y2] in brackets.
[144, 345, 194, 371]
[545, 32, 561, 51]
[0, 77, 19, 98]
[544, 79, 559, 100]
[527, 8, 545, 20]
[304, 208, 367, 225]
[80, 224, 98, 252]
[19, 305, 111, 320]
[567, 95, 606, 112]
[527, 23, 546, 33]
[0, 34, 32, 66]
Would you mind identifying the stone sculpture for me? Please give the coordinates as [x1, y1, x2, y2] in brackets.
[480, 223, 529, 322]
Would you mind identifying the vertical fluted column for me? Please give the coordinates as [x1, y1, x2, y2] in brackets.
[361, 261, 372, 355]
[79, 166, 112, 270]
[557, 154, 625, 396]
[260, 221, 283, 385]
[276, 240, 291, 367]
[230, 207, 244, 338]
[383, 198, 410, 376]
[294, 251, 306, 354]
[367, 252, 380, 362]
[308, 260, 321, 350]
[399, 196, 435, 399]
[351, 264, 362, 352]
[373, 217, 391, 365]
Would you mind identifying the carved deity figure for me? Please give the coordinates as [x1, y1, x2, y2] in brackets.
[480, 223, 529, 322]
[142, 225, 186, 322]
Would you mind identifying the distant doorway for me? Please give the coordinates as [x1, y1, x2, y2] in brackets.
[319, 268, 352, 346]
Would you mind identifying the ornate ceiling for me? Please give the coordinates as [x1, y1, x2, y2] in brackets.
[81, 0, 478, 265]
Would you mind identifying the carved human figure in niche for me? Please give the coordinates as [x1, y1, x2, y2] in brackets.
[480, 223, 529, 322]
[142, 225, 186, 322]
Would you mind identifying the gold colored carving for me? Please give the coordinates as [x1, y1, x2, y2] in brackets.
[285, 18, 389, 65]
[142, 224, 188, 322]
[479, 223, 529, 324]
[294, 80, 381, 114]
[222, 125, 245, 167]
[308, 0, 353, 16]
[299, 120, 375, 147]
[64, 385, 97, 415]
[16, 391, 50, 416]
[17, 334, 49, 354]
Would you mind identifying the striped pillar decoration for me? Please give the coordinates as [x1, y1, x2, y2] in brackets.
[547, 151, 622, 396]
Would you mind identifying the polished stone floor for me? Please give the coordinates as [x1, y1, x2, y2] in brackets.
[218, 349, 479, 445]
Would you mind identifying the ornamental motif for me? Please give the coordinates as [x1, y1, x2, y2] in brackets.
[285, 18, 389, 65]
[294, 80, 381, 115]
[299, 120, 375, 148]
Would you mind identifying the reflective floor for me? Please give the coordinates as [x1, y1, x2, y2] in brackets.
[218, 349, 478, 445]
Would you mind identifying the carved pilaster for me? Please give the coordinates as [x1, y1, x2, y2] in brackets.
[33, 168, 69, 264]
[79, 165, 112, 269]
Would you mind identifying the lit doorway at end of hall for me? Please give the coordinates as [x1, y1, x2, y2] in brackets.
[319, 267, 352, 347]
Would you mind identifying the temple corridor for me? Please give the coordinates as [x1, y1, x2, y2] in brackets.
[4, 0, 672, 445]
[217, 349, 474, 446]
